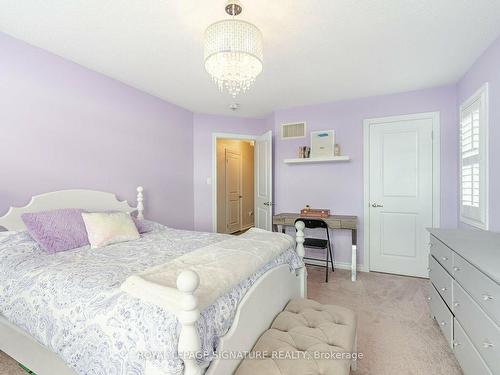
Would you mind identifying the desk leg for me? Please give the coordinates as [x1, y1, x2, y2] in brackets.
[351, 229, 357, 282]
[272, 224, 288, 233]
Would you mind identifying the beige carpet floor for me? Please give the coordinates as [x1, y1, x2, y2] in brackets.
[307, 267, 463, 375]
[0, 351, 24, 375]
[0, 267, 462, 375]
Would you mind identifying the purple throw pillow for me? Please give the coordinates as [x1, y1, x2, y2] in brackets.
[132, 217, 150, 234]
[22, 209, 90, 253]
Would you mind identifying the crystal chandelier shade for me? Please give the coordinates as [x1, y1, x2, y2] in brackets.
[204, 4, 263, 97]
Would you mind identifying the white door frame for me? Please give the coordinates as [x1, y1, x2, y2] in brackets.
[212, 132, 258, 233]
[363, 112, 441, 272]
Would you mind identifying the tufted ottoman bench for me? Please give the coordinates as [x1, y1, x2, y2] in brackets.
[235, 298, 357, 375]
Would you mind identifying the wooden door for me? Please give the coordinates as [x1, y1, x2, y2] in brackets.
[254, 131, 273, 231]
[225, 149, 242, 233]
[369, 115, 434, 277]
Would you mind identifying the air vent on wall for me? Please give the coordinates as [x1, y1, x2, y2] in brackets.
[281, 122, 306, 139]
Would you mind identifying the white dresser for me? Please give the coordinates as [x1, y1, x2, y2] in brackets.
[427, 229, 500, 375]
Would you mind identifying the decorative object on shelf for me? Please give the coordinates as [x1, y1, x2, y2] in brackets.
[300, 205, 331, 218]
[311, 130, 335, 158]
[283, 155, 350, 164]
[334, 144, 341, 156]
[297, 146, 311, 158]
[204, 0, 263, 97]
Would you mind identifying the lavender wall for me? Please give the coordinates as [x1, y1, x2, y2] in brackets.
[272, 85, 458, 266]
[192, 114, 269, 231]
[0, 33, 195, 229]
[457, 35, 500, 232]
[3, 27, 497, 248]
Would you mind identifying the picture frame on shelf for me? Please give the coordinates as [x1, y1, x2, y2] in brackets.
[311, 130, 335, 158]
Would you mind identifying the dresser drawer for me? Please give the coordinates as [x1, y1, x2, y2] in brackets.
[454, 318, 493, 375]
[429, 283, 453, 347]
[430, 235, 453, 274]
[429, 255, 453, 309]
[428, 282, 439, 311]
[453, 281, 500, 374]
[454, 254, 500, 326]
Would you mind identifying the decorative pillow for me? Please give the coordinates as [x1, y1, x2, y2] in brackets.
[82, 212, 140, 249]
[132, 218, 162, 233]
[131, 217, 151, 234]
[21, 209, 90, 253]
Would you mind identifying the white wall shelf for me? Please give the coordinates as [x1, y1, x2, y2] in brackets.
[284, 155, 350, 164]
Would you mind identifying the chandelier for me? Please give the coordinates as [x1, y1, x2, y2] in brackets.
[204, 0, 263, 97]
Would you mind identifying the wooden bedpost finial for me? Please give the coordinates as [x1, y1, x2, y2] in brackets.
[295, 220, 305, 259]
[177, 270, 200, 294]
[136, 186, 144, 219]
[295, 220, 307, 298]
[176, 270, 203, 375]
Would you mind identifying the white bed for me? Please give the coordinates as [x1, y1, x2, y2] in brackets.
[0, 187, 307, 375]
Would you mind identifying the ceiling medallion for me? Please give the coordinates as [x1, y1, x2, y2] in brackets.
[204, 0, 263, 97]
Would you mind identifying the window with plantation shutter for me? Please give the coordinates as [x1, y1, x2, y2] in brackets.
[459, 83, 489, 229]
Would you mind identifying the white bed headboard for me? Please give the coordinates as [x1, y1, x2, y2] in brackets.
[0, 186, 144, 231]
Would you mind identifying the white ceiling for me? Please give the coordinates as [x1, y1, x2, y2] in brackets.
[1, 1, 500, 117]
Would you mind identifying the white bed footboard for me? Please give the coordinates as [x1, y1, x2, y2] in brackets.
[176, 223, 307, 375]
[176, 270, 203, 375]
[295, 220, 307, 297]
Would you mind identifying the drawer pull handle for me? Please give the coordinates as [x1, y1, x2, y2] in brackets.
[453, 341, 460, 347]
[429, 243, 434, 248]
[453, 267, 460, 272]
[441, 287, 447, 292]
[483, 341, 494, 349]
[453, 302, 460, 307]
[482, 294, 494, 301]
[427, 297, 432, 301]
[441, 257, 448, 261]
[440, 321, 446, 326]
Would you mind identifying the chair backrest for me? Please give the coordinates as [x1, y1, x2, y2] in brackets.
[294, 218, 328, 229]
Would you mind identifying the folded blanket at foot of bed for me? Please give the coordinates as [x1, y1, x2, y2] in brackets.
[120, 228, 296, 311]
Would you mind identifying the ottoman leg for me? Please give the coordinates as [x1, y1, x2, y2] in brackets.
[351, 332, 358, 371]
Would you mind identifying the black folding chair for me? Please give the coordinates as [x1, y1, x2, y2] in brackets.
[295, 218, 335, 282]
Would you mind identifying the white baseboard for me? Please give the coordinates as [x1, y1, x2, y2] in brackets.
[305, 259, 369, 273]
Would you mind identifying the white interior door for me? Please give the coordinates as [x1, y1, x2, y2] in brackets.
[369, 116, 434, 277]
[254, 131, 273, 231]
[225, 150, 242, 233]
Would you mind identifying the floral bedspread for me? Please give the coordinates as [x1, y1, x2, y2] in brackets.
[0, 222, 301, 374]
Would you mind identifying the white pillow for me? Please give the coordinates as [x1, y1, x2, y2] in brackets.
[82, 212, 140, 249]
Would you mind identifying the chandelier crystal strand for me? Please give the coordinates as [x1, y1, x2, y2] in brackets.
[204, 2, 263, 97]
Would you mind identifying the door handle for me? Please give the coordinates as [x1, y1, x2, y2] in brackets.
[482, 294, 494, 301]
[483, 341, 494, 349]
[371, 203, 384, 208]
[263, 202, 272, 206]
